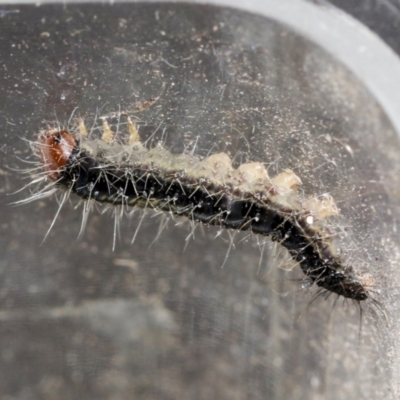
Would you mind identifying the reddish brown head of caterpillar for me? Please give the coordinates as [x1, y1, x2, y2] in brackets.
[29, 118, 376, 305]
[39, 129, 76, 181]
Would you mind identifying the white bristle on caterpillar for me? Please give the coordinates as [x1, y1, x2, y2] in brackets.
[15, 114, 377, 303]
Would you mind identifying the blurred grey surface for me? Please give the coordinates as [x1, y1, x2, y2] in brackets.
[1, 2, 400, 399]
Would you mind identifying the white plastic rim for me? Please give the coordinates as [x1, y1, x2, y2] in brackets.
[8, 0, 400, 136]
[194, 0, 400, 138]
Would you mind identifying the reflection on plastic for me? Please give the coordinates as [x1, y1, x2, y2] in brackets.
[1, 2, 400, 400]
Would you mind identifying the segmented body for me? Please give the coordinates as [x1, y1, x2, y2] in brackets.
[34, 118, 369, 301]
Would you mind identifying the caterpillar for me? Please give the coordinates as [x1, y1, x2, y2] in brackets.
[18, 115, 374, 302]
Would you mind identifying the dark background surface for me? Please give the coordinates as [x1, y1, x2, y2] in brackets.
[330, 0, 400, 56]
[1, 1, 400, 399]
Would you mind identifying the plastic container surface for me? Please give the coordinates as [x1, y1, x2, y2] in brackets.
[1, 2, 400, 399]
